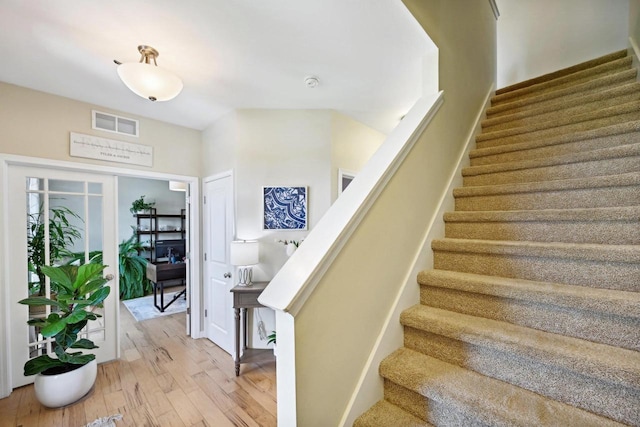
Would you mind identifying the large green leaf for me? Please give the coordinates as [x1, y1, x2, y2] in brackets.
[17, 297, 66, 311]
[88, 287, 110, 306]
[23, 355, 65, 376]
[73, 264, 106, 290]
[40, 265, 74, 293]
[66, 353, 95, 365]
[65, 308, 88, 324]
[40, 317, 67, 338]
[71, 338, 98, 349]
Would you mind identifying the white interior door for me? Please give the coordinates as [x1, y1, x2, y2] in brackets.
[8, 165, 117, 388]
[203, 174, 234, 354]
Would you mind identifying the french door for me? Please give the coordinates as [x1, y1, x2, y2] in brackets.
[8, 165, 117, 388]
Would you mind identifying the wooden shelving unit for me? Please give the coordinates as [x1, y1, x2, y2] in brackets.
[135, 208, 186, 262]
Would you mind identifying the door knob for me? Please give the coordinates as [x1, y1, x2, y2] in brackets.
[223, 272, 232, 278]
[105, 274, 114, 281]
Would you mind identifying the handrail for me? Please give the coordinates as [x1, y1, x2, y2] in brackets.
[258, 91, 444, 315]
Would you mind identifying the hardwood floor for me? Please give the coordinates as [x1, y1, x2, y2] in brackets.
[0, 303, 277, 427]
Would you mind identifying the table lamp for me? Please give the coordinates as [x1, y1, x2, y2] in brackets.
[230, 240, 259, 286]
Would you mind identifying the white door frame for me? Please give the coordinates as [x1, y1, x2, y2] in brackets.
[0, 154, 202, 398]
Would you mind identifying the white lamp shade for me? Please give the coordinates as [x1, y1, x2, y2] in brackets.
[230, 240, 259, 266]
[117, 62, 183, 101]
[169, 181, 187, 191]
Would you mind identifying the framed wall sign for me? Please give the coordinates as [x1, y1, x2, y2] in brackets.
[263, 186, 308, 230]
[69, 132, 153, 167]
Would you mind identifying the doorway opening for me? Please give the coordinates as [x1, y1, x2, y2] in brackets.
[117, 177, 191, 345]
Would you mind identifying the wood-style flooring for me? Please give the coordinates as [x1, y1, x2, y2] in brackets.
[0, 303, 277, 427]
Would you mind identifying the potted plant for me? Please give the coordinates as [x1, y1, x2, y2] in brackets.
[129, 195, 155, 214]
[18, 263, 111, 407]
[28, 205, 82, 296]
[268, 330, 276, 356]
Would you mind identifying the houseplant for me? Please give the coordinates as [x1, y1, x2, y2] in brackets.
[18, 263, 111, 407]
[28, 205, 82, 296]
[129, 195, 155, 214]
[268, 330, 277, 356]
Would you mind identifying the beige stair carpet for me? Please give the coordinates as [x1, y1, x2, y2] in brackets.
[355, 49, 640, 426]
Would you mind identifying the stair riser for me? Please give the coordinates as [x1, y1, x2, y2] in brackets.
[477, 107, 640, 147]
[488, 70, 638, 119]
[470, 131, 640, 166]
[432, 251, 639, 291]
[403, 327, 640, 426]
[383, 380, 492, 427]
[455, 185, 640, 211]
[463, 155, 640, 186]
[419, 285, 640, 351]
[444, 220, 640, 245]
[491, 58, 634, 106]
[483, 88, 640, 133]
[476, 111, 640, 149]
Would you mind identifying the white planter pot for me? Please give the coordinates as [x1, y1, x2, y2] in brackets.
[34, 359, 97, 408]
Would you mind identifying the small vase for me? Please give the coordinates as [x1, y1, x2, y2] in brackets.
[286, 244, 297, 257]
[34, 359, 97, 407]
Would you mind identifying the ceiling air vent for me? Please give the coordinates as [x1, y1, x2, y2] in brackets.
[92, 110, 139, 137]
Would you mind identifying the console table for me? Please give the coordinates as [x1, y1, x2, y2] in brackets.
[230, 281, 275, 376]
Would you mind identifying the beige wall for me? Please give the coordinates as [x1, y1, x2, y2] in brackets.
[0, 82, 201, 176]
[496, 0, 629, 88]
[330, 112, 385, 202]
[292, 0, 496, 424]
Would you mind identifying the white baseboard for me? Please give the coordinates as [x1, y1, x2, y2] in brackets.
[339, 83, 495, 426]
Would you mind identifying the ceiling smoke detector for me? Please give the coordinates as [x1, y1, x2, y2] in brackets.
[304, 76, 320, 88]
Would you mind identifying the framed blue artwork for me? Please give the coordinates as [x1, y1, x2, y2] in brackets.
[263, 186, 308, 230]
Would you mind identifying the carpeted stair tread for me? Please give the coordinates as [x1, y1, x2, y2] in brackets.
[495, 50, 628, 95]
[354, 400, 431, 427]
[470, 120, 640, 166]
[477, 100, 640, 144]
[486, 68, 637, 118]
[418, 268, 640, 317]
[491, 56, 633, 105]
[379, 348, 624, 427]
[453, 171, 640, 198]
[431, 238, 639, 265]
[401, 308, 640, 425]
[432, 238, 639, 291]
[357, 51, 640, 426]
[400, 305, 640, 390]
[443, 206, 640, 244]
[461, 142, 640, 186]
[483, 82, 640, 132]
[417, 270, 640, 350]
[443, 206, 640, 224]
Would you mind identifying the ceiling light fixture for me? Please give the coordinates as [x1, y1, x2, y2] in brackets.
[115, 45, 183, 102]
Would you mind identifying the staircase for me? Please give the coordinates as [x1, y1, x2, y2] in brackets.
[355, 50, 640, 426]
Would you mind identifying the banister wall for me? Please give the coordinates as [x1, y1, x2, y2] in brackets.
[258, 1, 497, 425]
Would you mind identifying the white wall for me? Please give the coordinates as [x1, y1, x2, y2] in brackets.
[201, 109, 383, 349]
[496, 0, 629, 88]
[330, 112, 386, 202]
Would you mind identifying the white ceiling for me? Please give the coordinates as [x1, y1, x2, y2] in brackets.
[0, 0, 435, 133]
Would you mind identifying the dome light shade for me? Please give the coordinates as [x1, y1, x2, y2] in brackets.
[116, 45, 183, 102]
